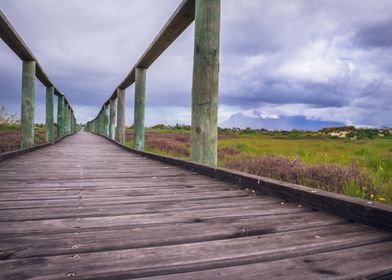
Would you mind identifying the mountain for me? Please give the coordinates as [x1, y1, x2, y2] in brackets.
[219, 112, 345, 131]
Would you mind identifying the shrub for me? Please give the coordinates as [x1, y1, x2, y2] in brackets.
[224, 155, 373, 198]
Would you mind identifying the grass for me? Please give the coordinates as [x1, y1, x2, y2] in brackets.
[124, 127, 392, 204]
[0, 123, 58, 153]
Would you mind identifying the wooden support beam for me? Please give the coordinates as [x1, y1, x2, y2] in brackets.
[57, 95, 65, 138]
[109, 0, 195, 101]
[103, 104, 109, 137]
[45, 86, 54, 143]
[109, 99, 116, 139]
[134, 68, 146, 151]
[190, 0, 221, 167]
[116, 88, 125, 144]
[20, 61, 36, 149]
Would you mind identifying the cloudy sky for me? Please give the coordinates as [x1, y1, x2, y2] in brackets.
[0, 0, 391, 127]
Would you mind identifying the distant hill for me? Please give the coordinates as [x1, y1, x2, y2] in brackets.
[219, 112, 345, 131]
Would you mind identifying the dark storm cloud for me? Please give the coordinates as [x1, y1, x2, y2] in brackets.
[354, 19, 392, 49]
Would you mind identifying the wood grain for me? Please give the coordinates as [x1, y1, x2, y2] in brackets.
[0, 131, 391, 279]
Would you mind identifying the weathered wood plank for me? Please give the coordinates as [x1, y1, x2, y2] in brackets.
[140, 242, 392, 280]
[0, 224, 390, 279]
[0, 211, 346, 259]
[0, 203, 307, 236]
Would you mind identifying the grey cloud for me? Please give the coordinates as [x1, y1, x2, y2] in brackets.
[354, 19, 392, 49]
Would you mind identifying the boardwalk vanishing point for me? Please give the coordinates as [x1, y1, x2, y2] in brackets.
[1, 0, 392, 278]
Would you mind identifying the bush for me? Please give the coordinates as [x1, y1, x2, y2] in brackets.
[224, 155, 373, 198]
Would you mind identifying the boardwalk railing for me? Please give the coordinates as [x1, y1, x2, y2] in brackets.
[86, 0, 220, 166]
[0, 10, 79, 149]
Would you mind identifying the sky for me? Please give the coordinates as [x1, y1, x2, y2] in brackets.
[0, 0, 391, 128]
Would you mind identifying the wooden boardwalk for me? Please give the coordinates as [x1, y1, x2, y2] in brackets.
[0, 132, 391, 279]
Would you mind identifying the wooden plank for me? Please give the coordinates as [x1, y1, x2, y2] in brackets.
[0, 189, 248, 210]
[0, 224, 390, 279]
[140, 242, 392, 280]
[0, 196, 278, 222]
[0, 211, 346, 259]
[0, 202, 307, 236]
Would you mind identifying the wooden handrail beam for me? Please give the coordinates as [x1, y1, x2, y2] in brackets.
[105, 0, 195, 103]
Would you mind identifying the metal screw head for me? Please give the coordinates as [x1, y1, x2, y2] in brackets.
[66, 272, 76, 277]
[72, 254, 80, 259]
[71, 245, 78, 249]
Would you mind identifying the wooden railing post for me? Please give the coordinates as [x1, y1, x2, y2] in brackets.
[64, 104, 69, 135]
[134, 67, 146, 151]
[45, 86, 54, 143]
[99, 111, 103, 135]
[68, 108, 72, 135]
[103, 104, 109, 137]
[57, 95, 65, 138]
[109, 99, 116, 139]
[190, 0, 221, 166]
[71, 113, 75, 134]
[21, 60, 36, 149]
[116, 88, 125, 144]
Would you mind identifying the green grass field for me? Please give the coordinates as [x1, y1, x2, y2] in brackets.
[125, 127, 392, 204]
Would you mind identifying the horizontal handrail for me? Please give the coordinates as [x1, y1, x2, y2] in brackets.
[0, 9, 80, 147]
[106, 0, 195, 103]
[0, 10, 68, 100]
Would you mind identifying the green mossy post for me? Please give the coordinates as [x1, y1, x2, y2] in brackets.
[45, 86, 54, 143]
[99, 111, 103, 135]
[103, 104, 109, 137]
[71, 114, 75, 134]
[67, 109, 72, 135]
[109, 99, 116, 139]
[116, 88, 125, 144]
[57, 95, 65, 138]
[21, 61, 36, 149]
[64, 104, 69, 135]
[134, 67, 146, 151]
[190, 0, 221, 167]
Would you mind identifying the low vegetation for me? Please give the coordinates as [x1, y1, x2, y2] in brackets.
[0, 107, 58, 153]
[125, 124, 392, 204]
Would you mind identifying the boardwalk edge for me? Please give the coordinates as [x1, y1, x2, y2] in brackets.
[99, 133, 392, 232]
[0, 133, 74, 162]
